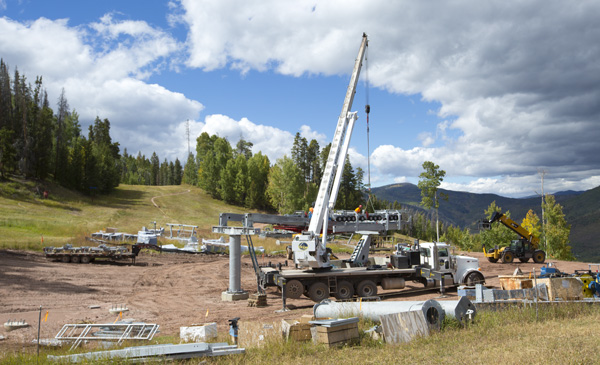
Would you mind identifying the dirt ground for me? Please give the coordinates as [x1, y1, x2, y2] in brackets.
[0, 248, 595, 350]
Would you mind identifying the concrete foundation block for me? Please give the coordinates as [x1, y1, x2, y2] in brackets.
[222, 291, 249, 301]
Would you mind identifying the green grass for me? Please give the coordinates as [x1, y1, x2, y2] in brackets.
[3, 303, 599, 364]
[0, 177, 370, 253]
[0, 177, 264, 251]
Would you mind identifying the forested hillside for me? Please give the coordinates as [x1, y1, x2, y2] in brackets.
[372, 183, 599, 261]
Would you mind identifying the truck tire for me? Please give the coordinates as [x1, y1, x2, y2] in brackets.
[502, 251, 514, 263]
[70, 256, 80, 264]
[356, 280, 378, 297]
[61, 256, 71, 263]
[465, 271, 485, 286]
[334, 281, 354, 300]
[308, 282, 329, 302]
[81, 256, 91, 264]
[285, 279, 304, 299]
[533, 250, 546, 263]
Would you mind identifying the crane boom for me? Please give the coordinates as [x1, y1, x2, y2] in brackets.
[293, 33, 368, 269]
[489, 212, 540, 247]
[309, 33, 368, 234]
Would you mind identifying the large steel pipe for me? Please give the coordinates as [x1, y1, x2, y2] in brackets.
[437, 297, 477, 325]
[228, 235, 242, 293]
[313, 299, 445, 329]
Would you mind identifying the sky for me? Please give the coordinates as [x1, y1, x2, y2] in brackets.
[1, 0, 599, 198]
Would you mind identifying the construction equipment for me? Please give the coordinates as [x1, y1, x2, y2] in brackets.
[44, 242, 160, 264]
[214, 34, 483, 302]
[259, 239, 484, 302]
[292, 33, 369, 270]
[481, 211, 546, 264]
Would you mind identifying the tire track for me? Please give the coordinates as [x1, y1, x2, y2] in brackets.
[150, 189, 191, 220]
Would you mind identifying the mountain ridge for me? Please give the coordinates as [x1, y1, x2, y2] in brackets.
[371, 183, 597, 261]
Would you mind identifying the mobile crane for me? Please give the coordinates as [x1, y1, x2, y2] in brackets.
[214, 34, 484, 302]
[291, 33, 369, 270]
[481, 211, 546, 264]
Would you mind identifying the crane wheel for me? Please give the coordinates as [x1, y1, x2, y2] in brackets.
[285, 280, 304, 299]
[533, 250, 546, 263]
[334, 281, 355, 300]
[308, 282, 329, 302]
[502, 251, 514, 263]
[356, 280, 378, 297]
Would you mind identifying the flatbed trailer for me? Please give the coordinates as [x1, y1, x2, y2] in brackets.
[44, 243, 158, 264]
[259, 265, 442, 302]
[258, 241, 484, 303]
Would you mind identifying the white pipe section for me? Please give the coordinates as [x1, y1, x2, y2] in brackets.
[436, 297, 477, 324]
[313, 299, 445, 329]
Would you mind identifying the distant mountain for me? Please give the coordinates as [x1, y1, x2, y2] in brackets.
[371, 183, 598, 261]
[521, 190, 583, 199]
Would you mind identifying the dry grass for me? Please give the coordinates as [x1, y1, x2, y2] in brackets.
[204, 303, 600, 365]
[2, 299, 599, 363]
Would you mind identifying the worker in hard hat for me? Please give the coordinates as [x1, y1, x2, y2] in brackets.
[355, 205, 362, 214]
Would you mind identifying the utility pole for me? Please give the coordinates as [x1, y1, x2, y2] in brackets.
[538, 169, 547, 252]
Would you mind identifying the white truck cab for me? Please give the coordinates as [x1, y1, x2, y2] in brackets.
[417, 242, 484, 286]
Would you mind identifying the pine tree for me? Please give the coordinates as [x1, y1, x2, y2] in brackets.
[183, 153, 198, 185]
[0, 128, 16, 178]
[235, 137, 253, 159]
[150, 152, 159, 185]
[174, 158, 183, 185]
[54, 88, 69, 181]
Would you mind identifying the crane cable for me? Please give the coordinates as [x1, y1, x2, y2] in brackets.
[364, 42, 375, 213]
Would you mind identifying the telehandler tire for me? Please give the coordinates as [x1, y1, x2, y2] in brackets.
[487, 257, 499, 263]
[502, 251, 515, 263]
[519, 258, 529, 263]
[533, 250, 546, 263]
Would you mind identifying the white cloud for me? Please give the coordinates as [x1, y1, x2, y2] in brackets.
[299, 125, 327, 147]
[200, 114, 296, 163]
[1, 1, 599, 197]
[0, 14, 204, 163]
[418, 132, 434, 147]
[177, 0, 600, 195]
